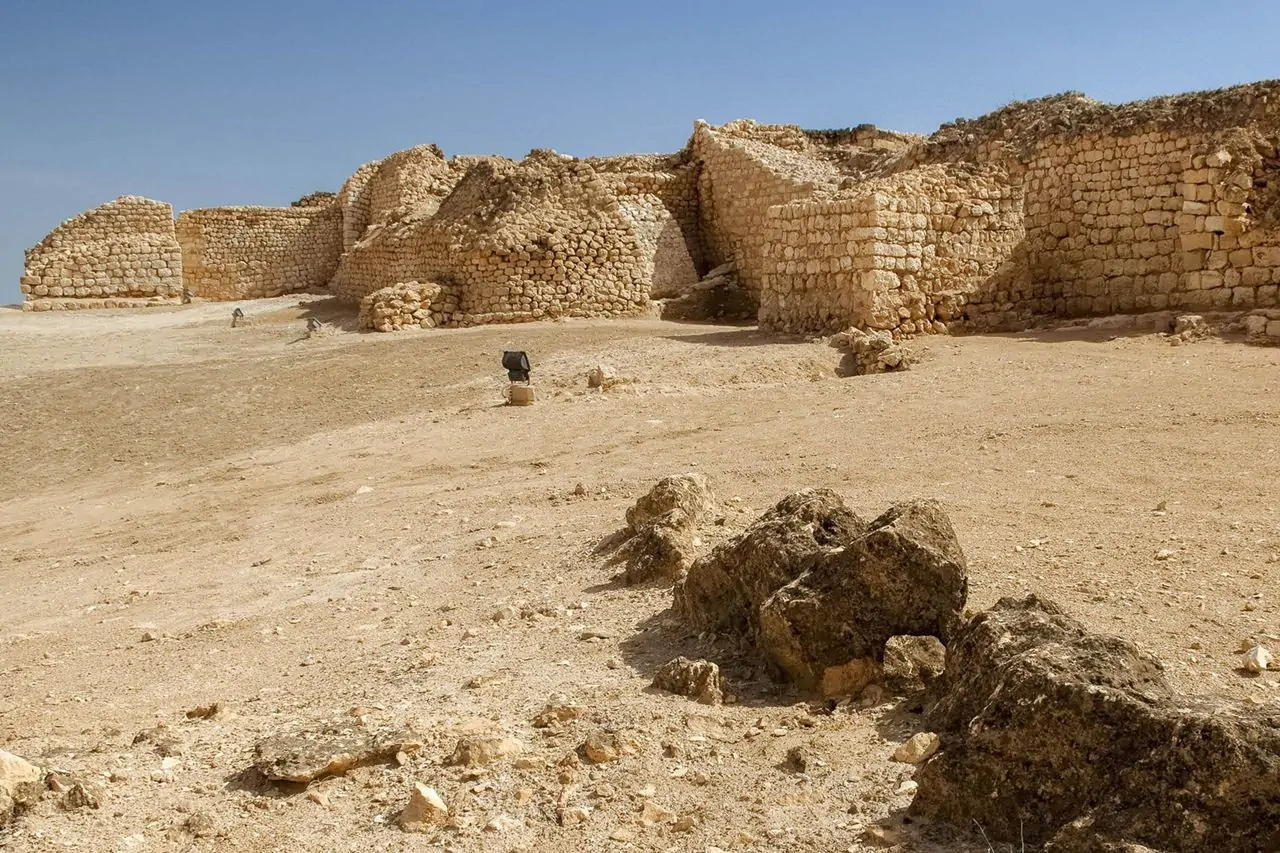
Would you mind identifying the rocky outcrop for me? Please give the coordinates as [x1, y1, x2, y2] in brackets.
[0, 750, 43, 827]
[617, 474, 716, 584]
[673, 490, 967, 695]
[912, 595, 1280, 853]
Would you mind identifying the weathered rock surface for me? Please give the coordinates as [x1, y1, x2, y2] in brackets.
[651, 657, 726, 705]
[618, 474, 716, 584]
[881, 634, 947, 695]
[252, 725, 422, 784]
[445, 736, 524, 767]
[912, 594, 1280, 853]
[399, 783, 449, 831]
[0, 750, 43, 826]
[674, 488, 868, 634]
[674, 490, 967, 694]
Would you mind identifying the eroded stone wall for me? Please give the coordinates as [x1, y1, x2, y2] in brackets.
[176, 203, 342, 301]
[692, 122, 836, 300]
[760, 166, 1024, 334]
[331, 149, 702, 325]
[749, 83, 1280, 335]
[20, 196, 182, 310]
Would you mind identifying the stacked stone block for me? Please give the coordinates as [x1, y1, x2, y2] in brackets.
[330, 148, 703, 326]
[692, 122, 837, 302]
[176, 203, 342, 301]
[20, 196, 182, 311]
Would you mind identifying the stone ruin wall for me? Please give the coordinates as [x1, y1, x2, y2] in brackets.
[759, 166, 1024, 335]
[747, 84, 1280, 336]
[175, 202, 342, 301]
[959, 126, 1280, 330]
[691, 123, 834, 299]
[330, 150, 702, 326]
[19, 81, 1280, 334]
[20, 196, 183, 311]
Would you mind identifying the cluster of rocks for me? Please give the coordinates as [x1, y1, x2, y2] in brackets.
[674, 488, 966, 696]
[617, 475, 1280, 851]
[1, 749, 102, 827]
[357, 281, 446, 332]
[830, 326, 912, 375]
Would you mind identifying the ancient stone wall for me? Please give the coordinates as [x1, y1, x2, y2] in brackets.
[760, 166, 1024, 334]
[20, 196, 183, 310]
[331, 149, 702, 325]
[957, 132, 1267, 328]
[692, 122, 838, 301]
[176, 202, 342, 301]
[749, 83, 1280, 335]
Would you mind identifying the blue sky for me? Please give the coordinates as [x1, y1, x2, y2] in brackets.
[3, 0, 1279, 304]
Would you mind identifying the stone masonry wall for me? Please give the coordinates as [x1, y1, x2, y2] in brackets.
[21, 196, 182, 310]
[960, 129, 1280, 329]
[692, 123, 836, 300]
[760, 166, 1024, 334]
[331, 150, 702, 325]
[176, 203, 342, 301]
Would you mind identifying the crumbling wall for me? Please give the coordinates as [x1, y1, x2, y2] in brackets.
[746, 83, 1280, 335]
[176, 202, 342, 300]
[760, 166, 1024, 334]
[331, 149, 703, 324]
[693, 122, 837, 303]
[21, 196, 183, 310]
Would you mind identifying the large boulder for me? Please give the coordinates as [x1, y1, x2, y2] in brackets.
[0, 750, 43, 826]
[618, 474, 716, 584]
[911, 595, 1280, 853]
[673, 490, 967, 694]
[626, 473, 715, 533]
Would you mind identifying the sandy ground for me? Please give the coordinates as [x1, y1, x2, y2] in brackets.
[1, 296, 1278, 852]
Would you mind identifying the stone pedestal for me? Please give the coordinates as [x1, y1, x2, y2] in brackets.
[508, 385, 536, 406]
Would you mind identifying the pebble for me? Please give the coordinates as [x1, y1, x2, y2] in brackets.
[1242, 645, 1274, 674]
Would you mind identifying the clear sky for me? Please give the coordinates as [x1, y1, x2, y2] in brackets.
[3, 0, 1279, 304]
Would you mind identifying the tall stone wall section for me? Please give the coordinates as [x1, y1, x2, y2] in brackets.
[760, 166, 1024, 334]
[607, 163, 701, 298]
[751, 84, 1280, 335]
[175, 203, 342, 301]
[692, 124, 835, 300]
[20, 196, 182, 310]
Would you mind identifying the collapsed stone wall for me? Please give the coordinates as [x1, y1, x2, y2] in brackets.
[330, 148, 701, 324]
[20, 196, 183, 310]
[176, 203, 342, 301]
